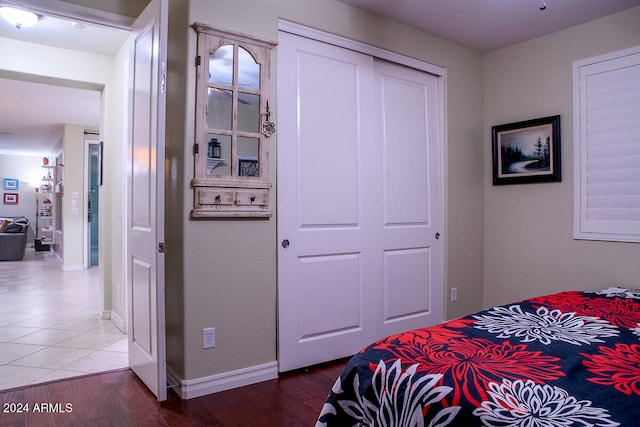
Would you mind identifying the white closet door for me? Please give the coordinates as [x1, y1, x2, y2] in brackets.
[277, 31, 443, 372]
[373, 59, 443, 338]
[277, 32, 378, 372]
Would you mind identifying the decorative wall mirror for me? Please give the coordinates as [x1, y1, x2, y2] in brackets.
[191, 23, 276, 218]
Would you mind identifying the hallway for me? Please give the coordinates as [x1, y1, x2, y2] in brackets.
[0, 249, 127, 391]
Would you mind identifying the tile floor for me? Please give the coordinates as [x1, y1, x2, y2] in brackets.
[0, 248, 127, 391]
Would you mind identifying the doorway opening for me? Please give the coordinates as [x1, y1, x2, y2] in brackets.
[0, 5, 131, 392]
[0, 0, 168, 401]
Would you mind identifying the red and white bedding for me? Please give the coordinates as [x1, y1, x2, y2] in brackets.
[317, 288, 640, 426]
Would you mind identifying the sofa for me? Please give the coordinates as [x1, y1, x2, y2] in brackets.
[0, 216, 30, 261]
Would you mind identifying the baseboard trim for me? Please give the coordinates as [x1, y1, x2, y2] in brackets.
[110, 310, 126, 333]
[167, 361, 279, 399]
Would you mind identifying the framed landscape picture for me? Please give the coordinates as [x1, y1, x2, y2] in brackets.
[492, 115, 561, 185]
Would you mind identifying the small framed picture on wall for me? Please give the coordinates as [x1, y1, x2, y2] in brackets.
[492, 115, 561, 185]
[3, 193, 19, 205]
[3, 178, 18, 190]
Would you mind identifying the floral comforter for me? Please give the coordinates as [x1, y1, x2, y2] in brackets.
[316, 288, 640, 426]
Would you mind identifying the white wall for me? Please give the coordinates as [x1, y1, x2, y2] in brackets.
[0, 154, 43, 240]
[0, 37, 113, 87]
[483, 7, 640, 307]
[59, 124, 86, 270]
[103, 38, 130, 328]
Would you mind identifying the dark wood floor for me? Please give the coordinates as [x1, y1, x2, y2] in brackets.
[0, 359, 348, 426]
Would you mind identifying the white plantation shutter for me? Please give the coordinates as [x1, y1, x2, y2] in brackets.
[573, 46, 640, 242]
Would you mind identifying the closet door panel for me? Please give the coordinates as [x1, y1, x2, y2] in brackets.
[277, 31, 377, 372]
[375, 59, 444, 337]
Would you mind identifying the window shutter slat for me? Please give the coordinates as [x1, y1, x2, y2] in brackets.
[574, 47, 640, 242]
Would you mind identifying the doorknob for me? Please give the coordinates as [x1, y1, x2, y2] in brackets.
[281, 239, 290, 249]
[435, 232, 440, 240]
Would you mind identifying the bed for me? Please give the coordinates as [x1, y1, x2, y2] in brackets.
[316, 287, 640, 426]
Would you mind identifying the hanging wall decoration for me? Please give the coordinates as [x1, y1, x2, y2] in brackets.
[3, 193, 18, 204]
[492, 115, 561, 185]
[3, 178, 18, 190]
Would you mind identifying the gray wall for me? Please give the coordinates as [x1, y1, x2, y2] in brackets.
[483, 7, 640, 307]
[167, 0, 485, 381]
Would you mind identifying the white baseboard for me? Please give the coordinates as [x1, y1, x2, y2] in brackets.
[167, 361, 279, 399]
[99, 310, 111, 320]
[166, 366, 182, 395]
[62, 264, 84, 271]
[110, 310, 126, 333]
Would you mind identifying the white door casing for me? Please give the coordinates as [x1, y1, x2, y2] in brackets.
[277, 30, 444, 372]
[126, 0, 168, 401]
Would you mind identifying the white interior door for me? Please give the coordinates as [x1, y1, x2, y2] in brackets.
[126, 0, 168, 401]
[277, 31, 444, 372]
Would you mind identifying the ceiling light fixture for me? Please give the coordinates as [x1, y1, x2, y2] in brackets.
[539, 0, 547, 11]
[0, 6, 41, 29]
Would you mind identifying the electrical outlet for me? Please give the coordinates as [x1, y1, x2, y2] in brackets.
[203, 327, 215, 349]
[450, 287, 458, 302]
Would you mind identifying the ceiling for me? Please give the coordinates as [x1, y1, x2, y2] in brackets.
[0, 11, 128, 157]
[337, 0, 640, 53]
[0, 77, 102, 156]
[2, 0, 639, 157]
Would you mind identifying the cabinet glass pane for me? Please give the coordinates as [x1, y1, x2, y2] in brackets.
[237, 93, 260, 133]
[207, 133, 231, 176]
[209, 45, 233, 85]
[207, 88, 232, 130]
[238, 47, 260, 90]
[238, 137, 260, 177]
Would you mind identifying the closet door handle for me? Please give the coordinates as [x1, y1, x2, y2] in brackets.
[281, 239, 290, 249]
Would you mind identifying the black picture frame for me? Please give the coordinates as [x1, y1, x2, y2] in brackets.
[492, 115, 561, 185]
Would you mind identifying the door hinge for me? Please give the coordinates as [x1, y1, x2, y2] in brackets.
[194, 143, 199, 155]
[158, 243, 167, 253]
[196, 55, 201, 66]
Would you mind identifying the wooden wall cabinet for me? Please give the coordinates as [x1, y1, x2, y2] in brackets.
[191, 23, 276, 218]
